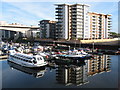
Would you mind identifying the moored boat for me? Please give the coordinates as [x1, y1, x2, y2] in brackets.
[8, 51, 48, 68]
[55, 49, 92, 60]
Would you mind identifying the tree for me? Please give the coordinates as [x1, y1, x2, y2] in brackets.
[109, 32, 120, 38]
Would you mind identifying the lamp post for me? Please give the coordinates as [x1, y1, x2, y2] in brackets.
[68, 45, 70, 51]
[53, 41, 55, 46]
[79, 40, 81, 48]
[14, 33, 17, 42]
[92, 41, 94, 52]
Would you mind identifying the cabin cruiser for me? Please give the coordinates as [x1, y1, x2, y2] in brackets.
[8, 50, 48, 68]
[55, 49, 92, 60]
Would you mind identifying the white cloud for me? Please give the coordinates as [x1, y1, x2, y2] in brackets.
[2, 2, 55, 25]
[6, 2, 55, 20]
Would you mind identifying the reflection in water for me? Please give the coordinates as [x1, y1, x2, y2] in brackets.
[56, 55, 111, 86]
[87, 55, 111, 76]
[6, 54, 111, 87]
[56, 60, 88, 86]
[7, 61, 47, 78]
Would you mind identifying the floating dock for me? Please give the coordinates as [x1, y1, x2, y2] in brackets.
[0, 55, 8, 60]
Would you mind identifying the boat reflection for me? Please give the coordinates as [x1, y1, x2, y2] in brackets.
[7, 61, 47, 78]
[55, 54, 111, 86]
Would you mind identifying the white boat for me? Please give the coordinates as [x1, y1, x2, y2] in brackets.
[55, 50, 92, 60]
[8, 51, 48, 68]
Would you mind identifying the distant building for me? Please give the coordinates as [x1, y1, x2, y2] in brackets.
[26, 26, 39, 39]
[55, 4, 90, 40]
[88, 12, 112, 39]
[39, 20, 56, 39]
[0, 21, 39, 41]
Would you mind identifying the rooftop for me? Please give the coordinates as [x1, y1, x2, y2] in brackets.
[54, 3, 90, 7]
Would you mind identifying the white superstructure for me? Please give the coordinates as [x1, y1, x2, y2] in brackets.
[55, 4, 90, 40]
[8, 52, 47, 68]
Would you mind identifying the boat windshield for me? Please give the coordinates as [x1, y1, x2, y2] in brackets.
[33, 57, 36, 60]
[33, 57, 37, 64]
[37, 57, 43, 61]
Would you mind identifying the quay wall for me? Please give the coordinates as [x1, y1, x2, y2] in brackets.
[31, 38, 120, 50]
[80, 38, 119, 43]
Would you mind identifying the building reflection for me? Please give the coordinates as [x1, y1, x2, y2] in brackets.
[87, 55, 111, 76]
[56, 55, 111, 86]
[56, 60, 88, 86]
[7, 61, 47, 78]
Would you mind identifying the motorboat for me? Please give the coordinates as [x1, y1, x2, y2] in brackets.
[55, 49, 92, 60]
[8, 50, 48, 68]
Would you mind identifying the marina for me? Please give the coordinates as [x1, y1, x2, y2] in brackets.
[0, 1, 119, 89]
[1, 54, 119, 88]
[0, 41, 119, 88]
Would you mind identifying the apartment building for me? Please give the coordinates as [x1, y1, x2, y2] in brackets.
[88, 12, 112, 39]
[39, 20, 56, 39]
[26, 27, 40, 38]
[55, 4, 90, 40]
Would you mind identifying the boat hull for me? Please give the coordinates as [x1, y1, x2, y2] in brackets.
[8, 57, 47, 68]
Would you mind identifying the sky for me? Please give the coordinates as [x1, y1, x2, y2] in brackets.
[0, 0, 119, 33]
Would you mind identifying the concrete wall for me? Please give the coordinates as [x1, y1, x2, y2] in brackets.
[80, 38, 119, 43]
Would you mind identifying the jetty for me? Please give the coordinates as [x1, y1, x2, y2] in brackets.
[0, 55, 8, 60]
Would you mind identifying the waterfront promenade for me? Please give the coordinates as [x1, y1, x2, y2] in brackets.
[32, 38, 120, 50]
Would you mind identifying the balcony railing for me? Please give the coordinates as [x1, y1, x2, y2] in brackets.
[56, 7, 63, 9]
[55, 11, 63, 13]
[55, 17, 63, 19]
[55, 14, 63, 16]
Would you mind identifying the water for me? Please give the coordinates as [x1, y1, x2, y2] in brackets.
[1, 55, 119, 88]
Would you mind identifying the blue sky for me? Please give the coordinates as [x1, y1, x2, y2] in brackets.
[1, 1, 118, 33]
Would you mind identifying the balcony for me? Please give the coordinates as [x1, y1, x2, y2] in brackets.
[56, 11, 63, 13]
[56, 7, 63, 9]
[72, 7, 77, 9]
[108, 26, 112, 28]
[72, 16, 77, 19]
[108, 20, 112, 22]
[99, 26, 102, 28]
[72, 7, 77, 10]
[108, 17, 112, 20]
[72, 22, 77, 25]
[108, 22, 112, 25]
[72, 26, 77, 29]
[77, 10, 83, 13]
[55, 17, 63, 19]
[72, 11, 77, 13]
[72, 18, 77, 21]
[56, 14, 63, 16]
[72, 13, 77, 16]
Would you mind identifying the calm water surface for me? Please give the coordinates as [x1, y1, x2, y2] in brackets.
[1, 55, 119, 88]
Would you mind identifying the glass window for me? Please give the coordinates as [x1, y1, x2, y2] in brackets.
[33, 57, 36, 60]
[37, 58, 40, 60]
[40, 57, 43, 60]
